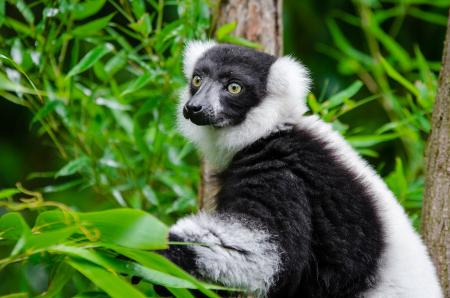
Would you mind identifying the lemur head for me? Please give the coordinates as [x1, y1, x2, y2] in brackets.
[183, 43, 277, 127]
[178, 40, 311, 167]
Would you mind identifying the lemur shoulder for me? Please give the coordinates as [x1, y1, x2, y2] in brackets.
[161, 41, 443, 298]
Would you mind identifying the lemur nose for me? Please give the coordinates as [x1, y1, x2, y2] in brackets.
[183, 102, 211, 125]
[186, 104, 203, 113]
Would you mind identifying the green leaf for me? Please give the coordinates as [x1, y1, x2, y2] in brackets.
[4, 17, 32, 36]
[326, 81, 363, 109]
[125, 261, 195, 289]
[129, 13, 152, 36]
[109, 246, 227, 296]
[130, 0, 146, 19]
[79, 209, 168, 249]
[71, 292, 108, 298]
[0, 188, 19, 199]
[50, 245, 109, 267]
[72, 14, 115, 37]
[385, 158, 409, 202]
[0, 212, 30, 240]
[356, 148, 379, 158]
[67, 258, 147, 298]
[0, 71, 40, 95]
[408, 7, 449, 26]
[0, 0, 5, 26]
[326, 19, 373, 66]
[53, 246, 218, 292]
[15, 0, 34, 24]
[55, 156, 90, 178]
[0, 91, 27, 106]
[215, 21, 237, 40]
[40, 263, 75, 298]
[104, 51, 127, 77]
[34, 210, 69, 230]
[73, 0, 107, 20]
[142, 185, 159, 206]
[121, 72, 154, 96]
[31, 100, 64, 124]
[42, 179, 84, 193]
[380, 57, 419, 97]
[369, 22, 410, 70]
[25, 227, 77, 251]
[220, 35, 262, 49]
[0, 293, 28, 298]
[167, 288, 195, 298]
[347, 133, 399, 148]
[67, 44, 112, 78]
[414, 46, 435, 88]
[94, 61, 108, 82]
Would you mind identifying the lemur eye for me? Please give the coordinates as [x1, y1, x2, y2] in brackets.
[227, 83, 242, 94]
[192, 75, 202, 87]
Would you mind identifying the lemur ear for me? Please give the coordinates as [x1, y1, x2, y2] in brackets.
[183, 40, 217, 79]
[267, 56, 311, 102]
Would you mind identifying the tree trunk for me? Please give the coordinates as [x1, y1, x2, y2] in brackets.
[199, 0, 283, 209]
[422, 9, 450, 297]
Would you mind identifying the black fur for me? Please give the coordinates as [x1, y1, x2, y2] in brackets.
[165, 127, 384, 297]
[187, 45, 276, 127]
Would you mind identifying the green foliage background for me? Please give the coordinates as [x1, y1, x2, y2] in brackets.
[0, 0, 448, 297]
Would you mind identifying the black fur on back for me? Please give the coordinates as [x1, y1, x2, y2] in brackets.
[215, 126, 385, 298]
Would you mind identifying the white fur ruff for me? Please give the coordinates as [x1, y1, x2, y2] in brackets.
[170, 213, 281, 296]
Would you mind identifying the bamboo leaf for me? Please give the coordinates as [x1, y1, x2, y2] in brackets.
[79, 209, 168, 249]
[215, 21, 237, 40]
[15, 0, 34, 24]
[104, 51, 127, 77]
[0, 0, 5, 26]
[73, 0, 107, 20]
[42, 179, 84, 193]
[40, 263, 75, 298]
[121, 72, 154, 96]
[0, 188, 20, 199]
[0, 212, 30, 240]
[347, 133, 399, 148]
[55, 156, 90, 178]
[67, 258, 146, 298]
[380, 57, 419, 97]
[25, 227, 77, 251]
[326, 81, 363, 109]
[31, 100, 64, 124]
[109, 246, 227, 296]
[0, 294, 28, 298]
[67, 44, 112, 78]
[72, 14, 115, 37]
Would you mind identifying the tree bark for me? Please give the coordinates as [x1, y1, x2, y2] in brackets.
[199, 0, 283, 209]
[422, 10, 450, 297]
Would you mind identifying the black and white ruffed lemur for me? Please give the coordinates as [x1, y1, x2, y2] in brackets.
[161, 41, 443, 298]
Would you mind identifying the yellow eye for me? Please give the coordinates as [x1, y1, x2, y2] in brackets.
[227, 83, 242, 94]
[192, 75, 202, 87]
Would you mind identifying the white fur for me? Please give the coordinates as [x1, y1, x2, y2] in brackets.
[297, 116, 443, 298]
[171, 213, 281, 296]
[183, 40, 217, 79]
[177, 52, 311, 168]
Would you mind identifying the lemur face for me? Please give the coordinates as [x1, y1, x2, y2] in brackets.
[183, 45, 277, 127]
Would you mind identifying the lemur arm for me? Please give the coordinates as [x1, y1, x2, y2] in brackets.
[162, 168, 312, 295]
